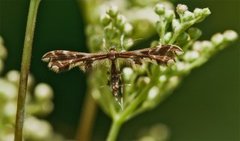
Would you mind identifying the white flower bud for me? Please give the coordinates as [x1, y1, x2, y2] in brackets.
[211, 33, 224, 45]
[155, 4, 165, 15]
[0, 79, 17, 100]
[168, 76, 179, 88]
[193, 8, 202, 17]
[34, 83, 53, 101]
[107, 5, 119, 17]
[3, 102, 17, 120]
[201, 41, 213, 49]
[148, 86, 159, 100]
[192, 41, 203, 51]
[182, 11, 194, 22]
[183, 50, 199, 62]
[223, 30, 238, 41]
[202, 8, 211, 16]
[123, 67, 133, 80]
[116, 15, 127, 28]
[164, 32, 173, 43]
[6, 70, 20, 84]
[123, 23, 133, 35]
[172, 19, 181, 31]
[123, 38, 134, 49]
[176, 62, 186, 71]
[24, 117, 52, 140]
[159, 75, 167, 82]
[176, 4, 188, 14]
[164, 10, 175, 21]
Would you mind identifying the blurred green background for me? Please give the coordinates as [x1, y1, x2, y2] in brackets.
[0, 0, 239, 141]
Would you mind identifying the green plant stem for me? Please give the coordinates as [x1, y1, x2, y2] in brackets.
[76, 93, 97, 141]
[107, 117, 123, 141]
[14, 0, 41, 141]
[106, 83, 154, 141]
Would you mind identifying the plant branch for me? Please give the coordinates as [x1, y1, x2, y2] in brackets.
[14, 0, 41, 141]
[76, 93, 97, 141]
[107, 117, 123, 141]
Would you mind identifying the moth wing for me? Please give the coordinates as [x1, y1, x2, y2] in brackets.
[118, 45, 183, 65]
[42, 50, 107, 73]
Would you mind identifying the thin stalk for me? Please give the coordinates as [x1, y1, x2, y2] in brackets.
[75, 0, 99, 140]
[106, 83, 154, 141]
[107, 117, 123, 141]
[76, 93, 97, 141]
[14, 0, 41, 141]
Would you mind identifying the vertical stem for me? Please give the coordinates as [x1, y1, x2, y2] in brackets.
[76, 93, 97, 141]
[75, 0, 99, 140]
[107, 118, 123, 141]
[14, 0, 41, 141]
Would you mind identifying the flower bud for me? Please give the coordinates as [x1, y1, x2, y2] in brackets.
[159, 75, 167, 82]
[24, 117, 52, 140]
[183, 50, 199, 62]
[182, 11, 194, 22]
[201, 41, 213, 51]
[155, 4, 165, 15]
[166, 76, 180, 89]
[137, 76, 150, 87]
[164, 10, 175, 21]
[34, 83, 53, 101]
[0, 79, 17, 100]
[116, 15, 127, 29]
[194, 8, 211, 23]
[6, 70, 20, 84]
[3, 102, 17, 121]
[123, 67, 133, 81]
[148, 86, 159, 100]
[176, 4, 188, 15]
[211, 33, 224, 45]
[172, 19, 181, 32]
[223, 30, 238, 41]
[100, 14, 111, 26]
[123, 23, 133, 35]
[188, 27, 202, 40]
[176, 32, 189, 45]
[107, 5, 119, 17]
[193, 8, 202, 17]
[175, 62, 186, 72]
[123, 38, 134, 49]
[202, 8, 211, 16]
[163, 32, 173, 43]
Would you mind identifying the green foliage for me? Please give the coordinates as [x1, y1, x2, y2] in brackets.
[81, 1, 238, 140]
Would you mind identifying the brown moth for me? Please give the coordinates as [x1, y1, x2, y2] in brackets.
[42, 45, 183, 103]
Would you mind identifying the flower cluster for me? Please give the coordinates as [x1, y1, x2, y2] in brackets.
[0, 36, 63, 141]
[86, 6, 133, 52]
[80, 1, 238, 140]
[86, 3, 238, 123]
